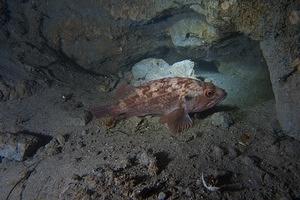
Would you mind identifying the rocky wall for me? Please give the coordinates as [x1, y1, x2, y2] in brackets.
[259, 1, 300, 139]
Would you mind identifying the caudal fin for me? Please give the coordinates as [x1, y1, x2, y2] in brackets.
[90, 105, 117, 118]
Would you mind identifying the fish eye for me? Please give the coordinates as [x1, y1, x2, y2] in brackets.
[205, 89, 214, 98]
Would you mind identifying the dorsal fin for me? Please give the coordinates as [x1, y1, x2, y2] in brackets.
[113, 81, 136, 99]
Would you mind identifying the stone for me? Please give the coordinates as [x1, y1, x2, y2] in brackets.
[81, 130, 88, 136]
[289, 10, 300, 25]
[115, 156, 132, 170]
[260, 37, 300, 140]
[209, 112, 234, 128]
[212, 145, 224, 159]
[55, 134, 66, 146]
[138, 151, 155, 166]
[221, 1, 230, 10]
[127, 116, 143, 127]
[171, 60, 195, 78]
[67, 110, 93, 126]
[185, 187, 193, 197]
[131, 58, 169, 82]
[148, 160, 159, 176]
[227, 146, 240, 158]
[138, 151, 159, 176]
[0, 132, 41, 161]
[43, 139, 62, 156]
[170, 17, 220, 47]
[131, 58, 195, 85]
[84, 174, 99, 190]
[157, 192, 167, 200]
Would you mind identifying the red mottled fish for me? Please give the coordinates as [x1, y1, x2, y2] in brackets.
[92, 77, 227, 134]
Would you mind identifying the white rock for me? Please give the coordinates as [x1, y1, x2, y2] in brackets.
[131, 58, 195, 85]
[170, 60, 195, 77]
[131, 58, 169, 81]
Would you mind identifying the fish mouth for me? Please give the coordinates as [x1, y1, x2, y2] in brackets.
[218, 94, 227, 103]
[207, 93, 227, 108]
[216, 90, 227, 104]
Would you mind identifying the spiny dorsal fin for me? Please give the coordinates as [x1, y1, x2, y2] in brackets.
[114, 81, 136, 99]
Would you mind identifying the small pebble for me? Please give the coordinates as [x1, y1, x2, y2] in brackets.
[227, 146, 239, 158]
[289, 10, 300, 25]
[212, 145, 224, 159]
[209, 112, 234, 128]
[56, 134, 65, 146]
[185, 187, 193, 197]
[116, 157, 131, 169]
[158, 192, 167, 200]
[221, 1, 230, 10]
[81, 130, 88, 135]
[138, 151, 159, 176]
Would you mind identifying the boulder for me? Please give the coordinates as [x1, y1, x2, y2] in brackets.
[260, 39, 300, 139]
[131, 58, 195, 85]
[258, 0, 300, 139]
[170, 17, 220, 47]
[0, 132, 42, 161]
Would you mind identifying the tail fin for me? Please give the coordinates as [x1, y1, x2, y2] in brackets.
[90, 105, 118, 118]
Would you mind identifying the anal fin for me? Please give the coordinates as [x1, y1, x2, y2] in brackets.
[159, 108, 193, 135]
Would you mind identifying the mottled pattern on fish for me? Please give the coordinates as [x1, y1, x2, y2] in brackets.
[118, 78, 204, 115]
[92, 77, 227, 134]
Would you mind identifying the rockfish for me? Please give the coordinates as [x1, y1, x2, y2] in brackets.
[92, 77, 227, 134]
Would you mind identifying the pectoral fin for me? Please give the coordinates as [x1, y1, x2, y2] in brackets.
[160, 108, 193, 134]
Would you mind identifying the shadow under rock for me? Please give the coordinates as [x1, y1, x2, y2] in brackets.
[193, 105, 238, 119]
